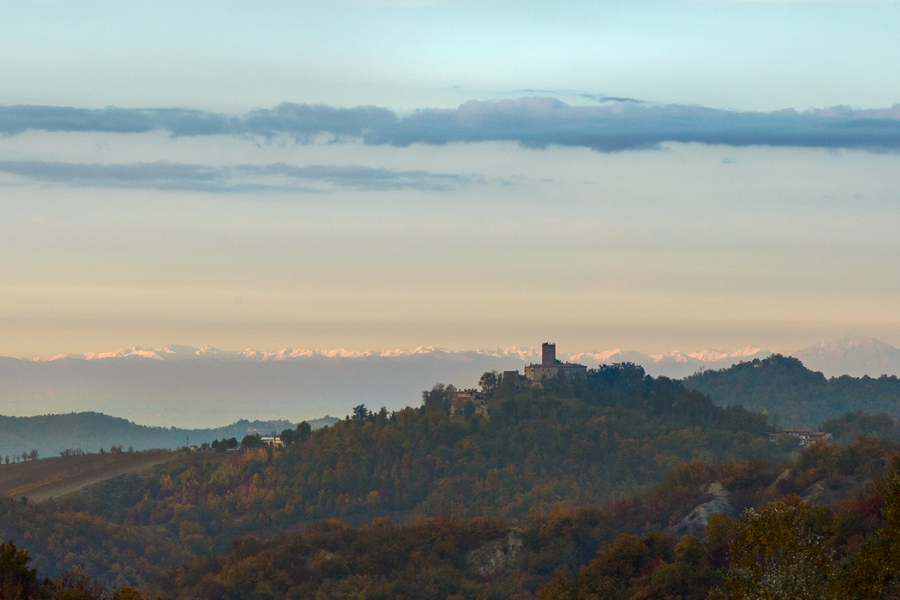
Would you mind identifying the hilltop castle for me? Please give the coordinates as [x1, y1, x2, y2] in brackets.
[524, 342, 587, 382]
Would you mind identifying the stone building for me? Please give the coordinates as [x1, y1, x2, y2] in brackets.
[449, 389, 488, 419]
[524, 342, 587, 382]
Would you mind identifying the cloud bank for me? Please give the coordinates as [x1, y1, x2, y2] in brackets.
[0, 160, 470, 192]
[3, 98, 900, 152]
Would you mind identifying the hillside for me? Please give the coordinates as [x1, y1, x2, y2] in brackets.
[0, 364, 789, 586]
[0, 412, 338, 459]
[150, 436, 900, 600]
[0, 450, 200, 501]
[685, 354, 900, 428]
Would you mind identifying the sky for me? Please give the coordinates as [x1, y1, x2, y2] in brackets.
[2, 0, 900, 359]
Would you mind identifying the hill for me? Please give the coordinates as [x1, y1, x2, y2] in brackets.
[150, 435, 900, 600]
[0, 412, 338, 459]
[5, 434, 897, 600]
[0, 450, 198, 501]
[685, 354, 900, 428]
[0, 364, 789, 586]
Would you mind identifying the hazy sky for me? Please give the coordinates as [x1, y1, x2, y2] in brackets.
[2, 0, 900, 358]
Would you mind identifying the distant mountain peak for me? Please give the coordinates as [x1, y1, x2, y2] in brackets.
[80, 347, 166, 361]
[792, 337, 900, 377]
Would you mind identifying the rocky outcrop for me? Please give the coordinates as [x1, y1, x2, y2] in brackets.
[671, 482, 736, 536]
[466, 530, 524, 577]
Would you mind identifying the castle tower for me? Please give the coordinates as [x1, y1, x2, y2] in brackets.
[542, 342, 556, 366]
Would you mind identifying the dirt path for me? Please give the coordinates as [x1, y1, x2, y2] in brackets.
[0, 451, 183, 501]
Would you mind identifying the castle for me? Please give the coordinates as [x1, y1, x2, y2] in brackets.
[448, 343, 586, 419]
[524, 342, 587, 382]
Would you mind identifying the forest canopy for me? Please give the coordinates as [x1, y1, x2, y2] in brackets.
[686, 354, 900, 428]
[0, 364, 787, 587]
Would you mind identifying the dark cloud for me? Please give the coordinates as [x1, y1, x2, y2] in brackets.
[3, 98, 900, 152]
[596, 96, 644, 104]
[241, 104, 399, 142]
[0, 105, 160, 135]
[0, 160, 471, 193]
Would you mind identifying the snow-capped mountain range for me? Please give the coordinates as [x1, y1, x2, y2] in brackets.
[22, 337, 900, 378]
[2, 337, 897, 429]
[33, 343, 771, 374]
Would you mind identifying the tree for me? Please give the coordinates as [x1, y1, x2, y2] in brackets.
[111, 587, 157, 600]
[833, 458, 900, 598]
[479, 371, 500, 395]
[296, 421, 312, 441]
[0, 540, 50, 600]
[241, 434, 263, 449]
[28, 450, 38, 462]
[353, 404, 370, 423]
[52, 565, 107, 600]
[712, 498, 838, 600]
[422, 383, 456, 412]
[281, 421, 312, 446]
[463, 402, 477, 420]
[211, 437, 239, 452]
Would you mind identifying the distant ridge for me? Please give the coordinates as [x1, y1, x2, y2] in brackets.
[3, 338, 899, 428]
[0, 412, 338, 459]
[12, 339, 900, 379]
[33, 345, 545, 363]
[686, 353, 900, 428]
[791, 336, 900, 377]
[23, 343, 773, 377]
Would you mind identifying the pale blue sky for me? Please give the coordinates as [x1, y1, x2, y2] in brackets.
[1, 0, 900, 357]
[3, 1, 900, 111]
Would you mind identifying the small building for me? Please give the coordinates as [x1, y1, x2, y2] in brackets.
[503, 370, 521, 383]
[260, 436, 284, 447]
[769, 428, 833, 447]
[449, 389, 488, 419]
[524, 343, 587, 382]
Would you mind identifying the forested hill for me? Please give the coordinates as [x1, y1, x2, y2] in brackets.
[0, 412, 338, 458]
[0, 364, 789, 586]
[685, 354, 900, 428]
[150, 436, 900, 600]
